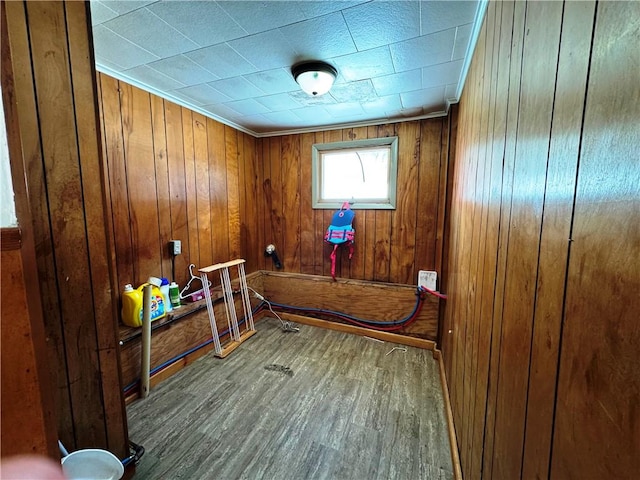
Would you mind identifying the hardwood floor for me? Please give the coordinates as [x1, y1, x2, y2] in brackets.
[127, 318, 453, 479]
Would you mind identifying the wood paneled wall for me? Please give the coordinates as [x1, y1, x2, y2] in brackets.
[257, 118, 451, 285]
[441, 1, 640, 478]
[97, 73, 261, 293]
[5, 1, 128, 457]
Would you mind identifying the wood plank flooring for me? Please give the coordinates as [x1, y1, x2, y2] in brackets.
[127, 318, 453, 479]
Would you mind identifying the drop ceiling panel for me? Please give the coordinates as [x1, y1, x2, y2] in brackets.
[278, 12, 358, 59]
[91, 0, 487, 136]
[102, 8, 199, 57]
[342, 1, 421, 51]
[227, 30, 299, 71]
[146, 1, 247, 47]
[147, 55, 219, 86]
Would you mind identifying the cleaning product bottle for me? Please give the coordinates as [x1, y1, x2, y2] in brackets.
[169, 282, 181, 308]
[121, 284, 142, 328]
[121, 280, 167, 328]
[160, 278, 172, 313]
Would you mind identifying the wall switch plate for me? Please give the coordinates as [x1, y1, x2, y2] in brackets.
[169, 240, 181, 256]
[418, 270, 437, 291]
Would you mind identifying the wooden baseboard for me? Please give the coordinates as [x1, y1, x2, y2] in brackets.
[277, 311, 436, 350]
[434, 348, 463, 480]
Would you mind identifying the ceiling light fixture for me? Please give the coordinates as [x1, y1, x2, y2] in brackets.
[292, 61, 338, 97]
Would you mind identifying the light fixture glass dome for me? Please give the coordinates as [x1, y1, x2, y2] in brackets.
[292, 61, 337, 97]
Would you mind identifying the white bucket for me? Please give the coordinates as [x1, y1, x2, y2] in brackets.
[61, 449, 124, 480]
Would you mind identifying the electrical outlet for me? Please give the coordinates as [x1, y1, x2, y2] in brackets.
[169, 240, 181, 256]
[418, 270, 437, 291]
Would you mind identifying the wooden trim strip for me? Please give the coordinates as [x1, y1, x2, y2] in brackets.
[1, 227, 21, 251]
[277, 311, 436, 350]
[199, 258, 246, 273]
[434, 348, 463, 480]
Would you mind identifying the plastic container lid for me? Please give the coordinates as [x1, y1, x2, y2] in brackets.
[61, 449, 124, 480]
[123, 284, 133, 292]
[161, 277, 170, 286]
[170, 282, 179, 288]
[148, 276, 162, 287]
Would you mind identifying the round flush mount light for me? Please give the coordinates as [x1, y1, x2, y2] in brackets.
[292, 61, 338, 96]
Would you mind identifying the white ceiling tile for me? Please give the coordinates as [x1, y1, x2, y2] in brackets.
[244, 69, 299, 95]
[201, 103, 245, 121]
[400, 86, 446, 109]
[147, 55, 219, 86]
[123, 65, 186, 92]
[398, 106, 425, 118]
[279, 12, 357, 59]
[343, 1, 421, 51]
[147, 1, 247, 47]
[390, 28, 457, 72]
[453, 23, 473, 61]
[332, 46, 395, 83]
[90, 1, 118, 25]
[185, 44, 258, 79]
[260, 111, 304, 125]
[207, 77, 265, 101]
[92, 25, 159, 70]
[291, 106, 334, 123]
[224, 99, 271, 116]
[102, 8, 199, 58]
[255, 93, 303, 112]
[325, 102, 366, 118]
[172, 84, 231, 106]
[298, 1, 369, 19]
[329, 80, 378, 103]
[361, 94, 403, 115]
[227, 30, 299, 71]
[372, 69, 422, 96]
[218, 1, 307, 35]
[421, 60, 463, 88]
[421, 1, 478, 35]
[98, 0, 155, 15]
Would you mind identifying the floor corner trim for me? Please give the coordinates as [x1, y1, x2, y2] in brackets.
[434, 348, 463, 480]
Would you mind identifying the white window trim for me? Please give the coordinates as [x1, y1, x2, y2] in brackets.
[312, 136, 399, 210]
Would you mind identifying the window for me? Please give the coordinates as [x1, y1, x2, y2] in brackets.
[312, 136, 398, 210]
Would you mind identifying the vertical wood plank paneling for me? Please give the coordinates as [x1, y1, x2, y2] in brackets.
[99, 76, 133, 291]
[150, 95, 172, 280]
[482, 1, 524, 476]
[550, 1, 640, 478]
[269, 137, 284, 270]
[391, 121, 419, 284]
[120, 83, 162, 284]
[299, 132, 315, 274]
[225, 125, 241, 261]
[521, 2, 595, 477]
[64, 1, 128, 456]
[27, 0, 106, 448]
[193, 114, 212, 267]
[255, 138, 267, 271]
[182, 108, 199, 268]
[5, 1, 75, 446]
[281, 135, 301, 272]
[261, 138, 273, 271]
[491, 3, 563, 477]
[243, 133, 259, 272]
[208, 119, 229, 264]
[164, 101, 189, 286]
[415, 118, 442, 272]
